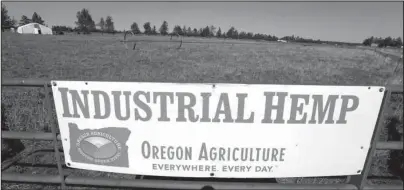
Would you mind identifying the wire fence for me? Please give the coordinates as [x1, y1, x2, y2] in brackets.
[120, 32, 284, 50]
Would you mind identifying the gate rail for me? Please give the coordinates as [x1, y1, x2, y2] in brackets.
[1, 78, 403, 190]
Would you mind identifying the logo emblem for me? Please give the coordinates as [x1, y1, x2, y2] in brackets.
[82, 136, 117, 159]
[76, 132, 122, 164]
[68, 123, 130, 167]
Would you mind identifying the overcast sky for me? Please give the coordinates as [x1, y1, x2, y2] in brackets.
[3, 1, 403, 43]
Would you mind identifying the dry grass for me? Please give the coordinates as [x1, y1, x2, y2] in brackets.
[1, 32, 403, 189]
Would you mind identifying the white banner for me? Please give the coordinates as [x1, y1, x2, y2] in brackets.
[51, 81, 385, 178]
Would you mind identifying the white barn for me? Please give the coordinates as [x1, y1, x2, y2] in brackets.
[17, 23, 53, 35]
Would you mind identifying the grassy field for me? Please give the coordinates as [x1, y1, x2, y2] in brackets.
[1, 32, 403, 189]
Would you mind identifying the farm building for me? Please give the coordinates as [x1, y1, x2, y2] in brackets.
[277, 40, 287, 43]
[17, 23, 53, 35]
[371, 43, 378, 47]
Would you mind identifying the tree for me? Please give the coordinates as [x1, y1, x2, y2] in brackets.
[254, 33, 266, 40]
[393, 37, 403, 47]
[172, 25, 183, 35]
[52, 25, 73, 33]
[200, 26, 210, 37]
[31, 12, 45, 25]
[363, 37, 372, 46]
[159, 21, 168, 35]
[187, 27, 192, 36]
[143, 22, 152, 35]
[130, 22, 140, 34]
[216, 27, 222, 38]
[2, 3, 15, 30]
[19, 15, 31, 26]
[105, 16, 114, 33]
[91, 20, 96, 32]
[226, 27, 238, 39]
[374, 37, 383, 45]
[182, 25, 187, 36]
[238, 31, 247, 39]
[11, 16, 17, 27]
[378, 36, 393, 48]
[152, 25, 157, 35]
[209, 25, 216, 37]
[369, 36, 374, 44]
[98, 17, 105, 34]
[75, 8, 95, 34]
[247, 32, 254, 39]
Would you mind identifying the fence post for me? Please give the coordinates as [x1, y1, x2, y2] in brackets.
[178, 36, 183, 49]
[44, 83, 66, 189]
[347, 89, 391, 189]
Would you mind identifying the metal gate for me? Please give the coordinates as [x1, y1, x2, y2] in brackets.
[1, 78, 403, 190]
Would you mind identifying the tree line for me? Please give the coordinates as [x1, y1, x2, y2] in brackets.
[74, 9, 115, 34]
[1, 4, 403, 47]
[18, 12, 45, 26]
[362, 36, 402, 48]
[1, 3, 45, 30]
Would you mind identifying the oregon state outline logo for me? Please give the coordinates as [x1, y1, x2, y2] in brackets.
[68, 123, 131, 167]
[76, 131, 121, 164]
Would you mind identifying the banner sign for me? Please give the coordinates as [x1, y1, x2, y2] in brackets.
[51, 81, 385, 178]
